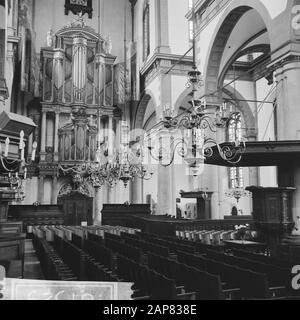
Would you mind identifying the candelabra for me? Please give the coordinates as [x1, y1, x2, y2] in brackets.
[225, 188, 251, 203]
[157, 99, 246, 167]
[0, 131, 38, 199]
[59, 140, 155, 189]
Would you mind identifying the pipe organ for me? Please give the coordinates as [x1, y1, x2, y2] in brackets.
[40, 22, 118, 164]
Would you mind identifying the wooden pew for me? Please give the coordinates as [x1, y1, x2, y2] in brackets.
[0, 234, 26, 278]
[232, 248, 294, 268]
[83, 239, 113, 270]
[177, 250, 272, 299]
[147, 253, 226, 300]
[206, 250, 290, 289]
[33, 235, 77, 281]
[105, 238, 143, 262]
[123, 237, 170, 257]
[116, 255, 195, 300]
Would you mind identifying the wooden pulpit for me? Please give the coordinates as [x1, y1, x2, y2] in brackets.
[246, 186, 296, 250]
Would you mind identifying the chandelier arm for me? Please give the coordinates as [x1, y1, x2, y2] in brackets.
[199, 117, 217, 133]
[217, 144, 244, 164]
[0, 157, 21, 173]
[203, 139, 245, 165]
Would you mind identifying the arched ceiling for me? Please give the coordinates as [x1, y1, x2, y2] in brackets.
[142, 98, 156, 129]
[219, 9, 270, 78]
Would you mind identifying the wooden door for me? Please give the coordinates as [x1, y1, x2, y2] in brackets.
[58, 192, 93, 226]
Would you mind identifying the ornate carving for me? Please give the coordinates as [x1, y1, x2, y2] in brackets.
[58, 183, 73, 198]
[46, 29, 55, 48]
[103, 36, 113, 55]
[58, 182, 92, 198]
[65, 0, 93, 19]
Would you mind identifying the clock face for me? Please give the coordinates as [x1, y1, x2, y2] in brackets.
[70, 0, 88, 6]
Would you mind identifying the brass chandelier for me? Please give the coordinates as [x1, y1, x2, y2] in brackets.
[145, 0, 247, 171]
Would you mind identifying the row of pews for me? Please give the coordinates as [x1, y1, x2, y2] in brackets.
[176, 229, 246, 245]
[30, 225, 299, 300]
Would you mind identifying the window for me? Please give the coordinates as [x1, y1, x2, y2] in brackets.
[228, 111, 244, 189]
[143, 1, 150, 61]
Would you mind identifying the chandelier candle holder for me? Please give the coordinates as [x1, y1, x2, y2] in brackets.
[0, 130, 38, 200]
[187, 67, 203, 91]
[149, 98, 247, 168]
[59, 117, 155, 190]
[225, 187, 251, 203]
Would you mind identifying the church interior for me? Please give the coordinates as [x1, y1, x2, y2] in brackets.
[1, 0, 300, 300]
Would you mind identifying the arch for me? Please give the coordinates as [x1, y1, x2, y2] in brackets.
[203, 1, 273, 98]
[173, 87, 194, 115]
[134, 89, 157, 129]
[222, 86, 257, 139]
[218, 30, 270, 89]
[143, 111, 156, 130]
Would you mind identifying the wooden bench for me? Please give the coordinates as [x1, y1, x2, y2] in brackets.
[116, 255, 195, 300]
[0, 234, 26, 278]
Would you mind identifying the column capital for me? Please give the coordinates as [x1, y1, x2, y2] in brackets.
[269, 54, 300, 75]
[54, 108, 61, 115]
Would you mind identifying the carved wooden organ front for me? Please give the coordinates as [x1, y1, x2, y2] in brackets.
[40, 23, 118, 164]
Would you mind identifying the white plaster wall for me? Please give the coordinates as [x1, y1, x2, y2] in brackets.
[171, 75, 190, 111]
[44, 178, 52, 204]
[168, 0, 190, 56]
[260, 0, 288, 19]
[22, 177, 39, 205]
[256, 77, 278, 187]
[0, 5, 5, 28]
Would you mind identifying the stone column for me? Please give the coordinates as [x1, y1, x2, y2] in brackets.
[94, 186, 103, 226]
[156, 129, 175, 216]
[51, 176, 58, 205]
[54, 111, 60, 162]
[131, 177, 143, 204]
[157, 165, 173, 215]
[217, 128, 227, 220]
[246, 129, 259, 186]
[40, 111, 47, 162]
[201, 104, 221, 220]
[38, 176, 45, 204]
[156, 74, 175, 216]
[275, 60, 300, 236]
[155, 0, 171, 54]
